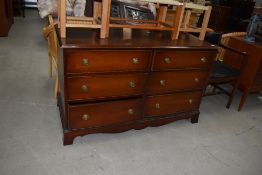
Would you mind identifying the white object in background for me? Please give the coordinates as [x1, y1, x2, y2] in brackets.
[25, 0, 37, 8]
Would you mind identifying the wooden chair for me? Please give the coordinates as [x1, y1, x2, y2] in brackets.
[205, 32, 248, 109]
[43, 15, 59, 98]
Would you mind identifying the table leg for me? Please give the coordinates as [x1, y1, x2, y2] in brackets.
[238, 89, 249, 111]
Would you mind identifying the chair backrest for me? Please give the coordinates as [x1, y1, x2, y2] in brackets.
[216, 32, 246, 61]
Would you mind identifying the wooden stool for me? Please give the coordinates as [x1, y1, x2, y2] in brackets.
[58, 0, 111, 38]
[107, 0, 184, 40]
[179, 2, 212, 40]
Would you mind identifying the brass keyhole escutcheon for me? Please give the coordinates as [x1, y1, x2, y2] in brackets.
[164, 57, 172, 64]
[82, 85, 88, 92]
[194, 78, 199, 83]
[132, 57, 139, 64]
[189, 99, 193, 104]
[82, 58, 89, 65]
[201, 57, 206, 63]
[128, 109, 134, 115]
[160, 80, 166, 86]
[129, 82, 136, 88]
[155, 103, 160, 109]
[82, 114, 89, 121]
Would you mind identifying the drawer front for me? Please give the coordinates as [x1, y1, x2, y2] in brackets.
[147, 71, 208, 94]
[153, 50, 215, 70]
[65, 50, 151, 73]
[68, 98, 144, 129]
[66, 73, 147, 100]
[144, 91, 202, 116]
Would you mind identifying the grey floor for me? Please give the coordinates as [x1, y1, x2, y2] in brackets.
[0, 10, 262, 175]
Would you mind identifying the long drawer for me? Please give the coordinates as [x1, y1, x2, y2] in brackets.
[144, 91, 202, 117]
[66, 73, 148, 100]
[68, 98, 144, 129]
[147, 70, 208, 94]
[65, 50, 151, 73]
[153, 50, 215, 70]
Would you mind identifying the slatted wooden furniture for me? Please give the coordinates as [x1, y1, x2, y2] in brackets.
[56, 28, 217, 145]
[58, 0, 111, 38]
[180, 3, 212, 40]
[43, 15, 59, 97]
[58, 0, 212, 40]
[108, 0, 184, 40]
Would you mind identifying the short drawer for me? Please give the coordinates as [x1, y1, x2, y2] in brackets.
[65, 50, 151, 73]
[144, 91, 202, 117]
[66, 73, 147, 100]
[68, 98, 144, 129]
[147, 70, 208, 94]
[153, 50, 215, 70]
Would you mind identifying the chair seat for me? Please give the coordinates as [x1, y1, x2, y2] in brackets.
[210, 61, 240, 78]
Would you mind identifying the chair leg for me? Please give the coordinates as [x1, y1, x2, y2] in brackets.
[226, 80, 238, 109]
[238, 89, 249, 111]
[54, 73, 59, 98]
[49, 53, 52, 78]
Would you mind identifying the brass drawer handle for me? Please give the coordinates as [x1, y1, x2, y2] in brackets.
[129, 82, 136, 88]
[201, 57, 206, 63]
[189, 99, 193, 104]
[160, 80, 166, 86]
[164, 57, 172, 64]
[82, 85, 88, 92]
[82, 58, 89, 65]
[155, 103, 160, 109]
[82, 114, 89, 121]
[128, 109, 134, 115]
[194, 78, 199, 83]
[132, 57, 139, 64]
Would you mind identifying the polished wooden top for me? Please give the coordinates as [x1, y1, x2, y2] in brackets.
[233, 36, 262, 49]
[58, 28, 218, 50]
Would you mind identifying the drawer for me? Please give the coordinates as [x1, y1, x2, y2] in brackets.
[68, 98, 144, 129]
[153, 50, 215, 70]
[147, 70, 208, 94]
[144, 91, 202, 117]
[65, 50, 151, 73]
[66, 73, 147, 100]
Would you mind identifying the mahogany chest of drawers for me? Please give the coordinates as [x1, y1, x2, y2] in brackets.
[57, 29, 217, 145]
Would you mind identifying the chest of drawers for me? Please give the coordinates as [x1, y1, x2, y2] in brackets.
[57, 29, 217, 145]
